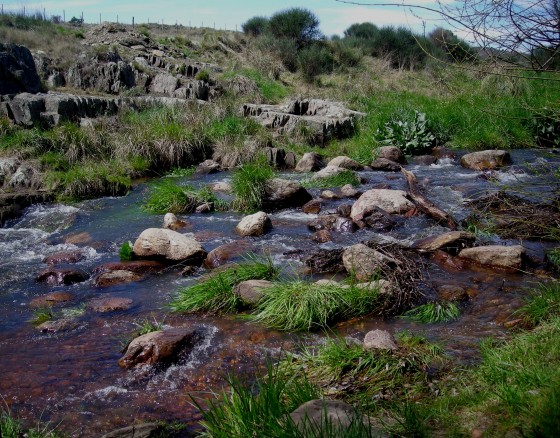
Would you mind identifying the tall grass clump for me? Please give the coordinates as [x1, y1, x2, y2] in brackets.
[516, 281, 560, 326]
[222, 69, 289, 103]
[251, 280, 382, 332]
[192, 361, 322, 438]
[143, 179, 227, 214]
[231, 162, 275, 212]
[402, 301, 460, 323]
[0, 408, 61, 438]
[171, 255, 279, 313]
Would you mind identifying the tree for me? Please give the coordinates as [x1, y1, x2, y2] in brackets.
[335, 0, 560, 72]
[344, 22, 379, 39]
[268, 8, 321, 47]
[242, 16, 269, 37]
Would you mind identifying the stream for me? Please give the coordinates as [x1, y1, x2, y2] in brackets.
[0, 149, 558, 436]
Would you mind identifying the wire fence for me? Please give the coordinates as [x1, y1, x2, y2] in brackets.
[0, 5, 241, 32]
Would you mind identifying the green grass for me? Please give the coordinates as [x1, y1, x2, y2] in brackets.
[0, 409, 61, 438]
[402, 302, 460, 323]
[208, 114, 261, 142]
[301, 170, 360, 189]
[231, 162, 275, 212]
[251, 280, 382, 332]
[171, 255, 279, 313]
[222, 68, 290, 103]
[143, 179, 228, 214]
[546, 247, 560, 273]
[31, 307, 54, 326]
[516, 281, 560, 326]
[119, 241, 133, 261]
[192, 361, 323, 438]
[281, 332, 445, 409]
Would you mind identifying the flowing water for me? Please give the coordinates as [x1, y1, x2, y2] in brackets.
[0, 150, 558, 435]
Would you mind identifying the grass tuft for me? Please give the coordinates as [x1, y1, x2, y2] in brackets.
[301, 170, 360, 189]
[31, 307, 54, 326]
[251, 280, 382, 332]
[171, 254, 279, 313]
[402, 302, 460, 323]
[231, 162, 275, 212]
[516, 281, 560, 326]
[119, 241, 133, 262]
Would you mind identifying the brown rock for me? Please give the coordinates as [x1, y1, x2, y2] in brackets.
[458, 245, 524, 270]
[312, 230, 332, 243]
[340, 184, 361, 198]
[304, 248, 344, 274]
[204, 241, 252, 269]
[93, 260, 166, 275]
[320, 190, 339, 200]
[303, 199, 322, 214]
[378, 146, 406, 164]
[413, 231, 476, 255]
[437, 285, 469, 302]
[412, 155, 437, 165]
[336, 204, 352, 218]
[432, 146, 456, 160]
[88, 297, 133, 313]
[36, 268, 89, 286]
[30, 292, 73, 308]
[95, 270, 143, 287]
[460, 150, 512, 170]
[36, 318, 77, 333]
[43, 251, 85, 265]
[370, 158, 402, 172]
[432, 250, 465, 272]
[327, 155, 364, 170]
[118, 327, 202, 369]
[351, 189, 414, 221]
[263, 178, 312, 210]
[64, 232, 92, 245]
[163, 212, 188, 230]
[295, 152, 325, 172]
[343, 244, 397, 281]
[233, 279, 273, 305]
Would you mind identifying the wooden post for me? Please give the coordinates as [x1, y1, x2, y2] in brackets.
[23, 6, 25, 16]
[81, 11, 83, 23]
[132, 16, 134, 29]
[117, 15, 119, 24]
[99, 13, 101, 24]
[43, 8, 46, 20]
[63, 10, 65, 22]
[161, 18, 163, 31]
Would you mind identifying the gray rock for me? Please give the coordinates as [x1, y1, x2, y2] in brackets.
[351, 189, 414, 221]
[196, 159, 221, 174]
[327, 155, 364, 170]
[263, 178, 312, 210]
[195, 202, 213, 213]
[458, 245, 524, 269]
[235, 211, 272, 237]
[343, 244, 396, 281]
[320, 190, 339, 200]
[88, 297, 133, 312]
[460, 150, 512, 170]
[340, 184, 361, 198]
[312, 165, 350, 180]
[363, 329, 398, 351]
[370, 158, 402, 172]
[150, 73, 179, 95]
[36, 318, 78, 333]
[211, 181, 232, 193]
[47, 71, 65, 88]
[413, 231, 476, 255]
[295, 152, 325, 172]
[233, 279, 273, 305]
[0, 43, 43, 94]
[132, 228, 206, 263]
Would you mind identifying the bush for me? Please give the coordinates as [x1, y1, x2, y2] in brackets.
[531, 108, 560, 148]
[344, 22, 379, 39]
[268, 8, 321, 47]
[375, 110, 438, 156]
[242, 16, 269, 37]
[297, 43, 334, 83]
[119, 241, 133, 261]
[195, 69, 210, 82]
[428, 27, 477, 63]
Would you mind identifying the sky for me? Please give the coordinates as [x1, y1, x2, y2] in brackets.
[3, 0, 448, 37]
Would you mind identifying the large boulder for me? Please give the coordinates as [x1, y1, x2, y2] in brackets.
[413, 231, 476, 255]
[118, 327, 202, 369]
[327, 156, 364, 170]
[0, 43, 43, 94]
[235, 211, 272, 237]
[132, 228, 206, 263]
[295, 152, 325, 172]
[351, 189, 414, 221]
[342, 244, 397, 281]
[460, 150, 512, 170]
[263, 178, 312, 210]
[458, 245, 524, 270]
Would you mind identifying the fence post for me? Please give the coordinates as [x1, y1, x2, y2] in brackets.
[161, 19, 163, 31]
[81, 11, 83, 23]
[63, 10, 65, 22]
[43, 8, 46, 20]
[99, 13, 101, 24]
[132, 16, 134, 29]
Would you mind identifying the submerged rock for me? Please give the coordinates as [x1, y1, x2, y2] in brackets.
[93, 260, 166, 275]
[460, 150, 512, 170]
[351, 189, 414, 221]
[132, 228, 206, 263]
[43, 251, 85, 265]
[236, 211, 272, 237]
[30, 292, 73, 308]
[303, 199, 322, 214]
[118, 327, 202, 369]
[88, 297, 133, 312]
[35, 268, 89, 286]
[458, 245, 524, 270]
[312, 230, 333, 243]
[95, 270, 143, 287]
[36, 318, 78, 333]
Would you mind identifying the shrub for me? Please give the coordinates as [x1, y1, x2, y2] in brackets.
[195, 69, 210, 82]
[231, 162, 275, 212]
[428, 27, 477, 63]
[531, 108, 560, 148]
[344, 22, 379, 40]
[375, 110, 438, 156]
[297, 43, 334, 83]
[268, 8, 321, 47]
[242, 16, 269, 37]
[171, 255, 279, 313]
